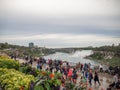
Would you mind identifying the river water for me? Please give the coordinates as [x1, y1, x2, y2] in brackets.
[44, 50, 99, 67]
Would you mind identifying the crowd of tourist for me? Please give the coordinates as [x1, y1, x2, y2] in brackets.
[35, 57, 120, 90]
[11, 55, 120, 90]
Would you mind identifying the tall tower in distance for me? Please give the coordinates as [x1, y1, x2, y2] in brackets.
[29, 42, 34, 48]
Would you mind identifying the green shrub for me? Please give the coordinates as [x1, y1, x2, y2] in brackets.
[0, 55, 20, 70]
[0, 68, 34, 90]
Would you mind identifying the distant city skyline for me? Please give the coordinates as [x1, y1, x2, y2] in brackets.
[0, 0, 120, 48]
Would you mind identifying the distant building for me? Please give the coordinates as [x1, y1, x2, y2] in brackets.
[29, 42, 34, 48]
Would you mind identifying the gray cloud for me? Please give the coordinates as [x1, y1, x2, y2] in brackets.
[0, 0, 120, 47]
[0, 16, 120, 37]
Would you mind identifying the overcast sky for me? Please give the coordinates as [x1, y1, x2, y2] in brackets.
[0, 0, 120, 48]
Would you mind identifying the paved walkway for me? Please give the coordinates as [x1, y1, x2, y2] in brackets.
[76, 72, 112, 90]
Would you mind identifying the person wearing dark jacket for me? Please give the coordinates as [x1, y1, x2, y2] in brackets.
[94, 71, 100, 85]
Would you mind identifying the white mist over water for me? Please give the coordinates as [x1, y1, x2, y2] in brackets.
[71, 50, 93, 58]
[44, 50, 98, 66]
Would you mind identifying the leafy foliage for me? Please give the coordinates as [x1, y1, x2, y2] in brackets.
[34, 71, 62, 90]
[0, 55, 20, 70]
[0, 68, 34, 90]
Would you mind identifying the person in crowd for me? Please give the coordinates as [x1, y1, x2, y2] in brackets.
[84, 63, 88, 72]
[80, 76, 86, 84]
[82, 68, 85, 77]
[113, 73, 118, 85]
[29, 80, 35, 90]
[37, 63, 40, 69]
[116, 79, 120, 89]
[99, 64, 103, 72]
[80, 64, 83, 71]
[109, 73, 118, 89]
[88, 70, 93, 86]
[25, 56, 28, 61]
[62, 61, 67, 67]
[42, 63, 47, 71]
[88, 63, 91, 70]
[63, 66, 68, 79]
[29, 56, 33, 65]
[72, 68, 78, 84]
[94, 71, 101, 85]
[85, 70, 89, 80]
[60, 77, 66, 90]
[29, 68, 37, 76]
[68, 68, 73, 81]
[107, 79, 120, 90]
